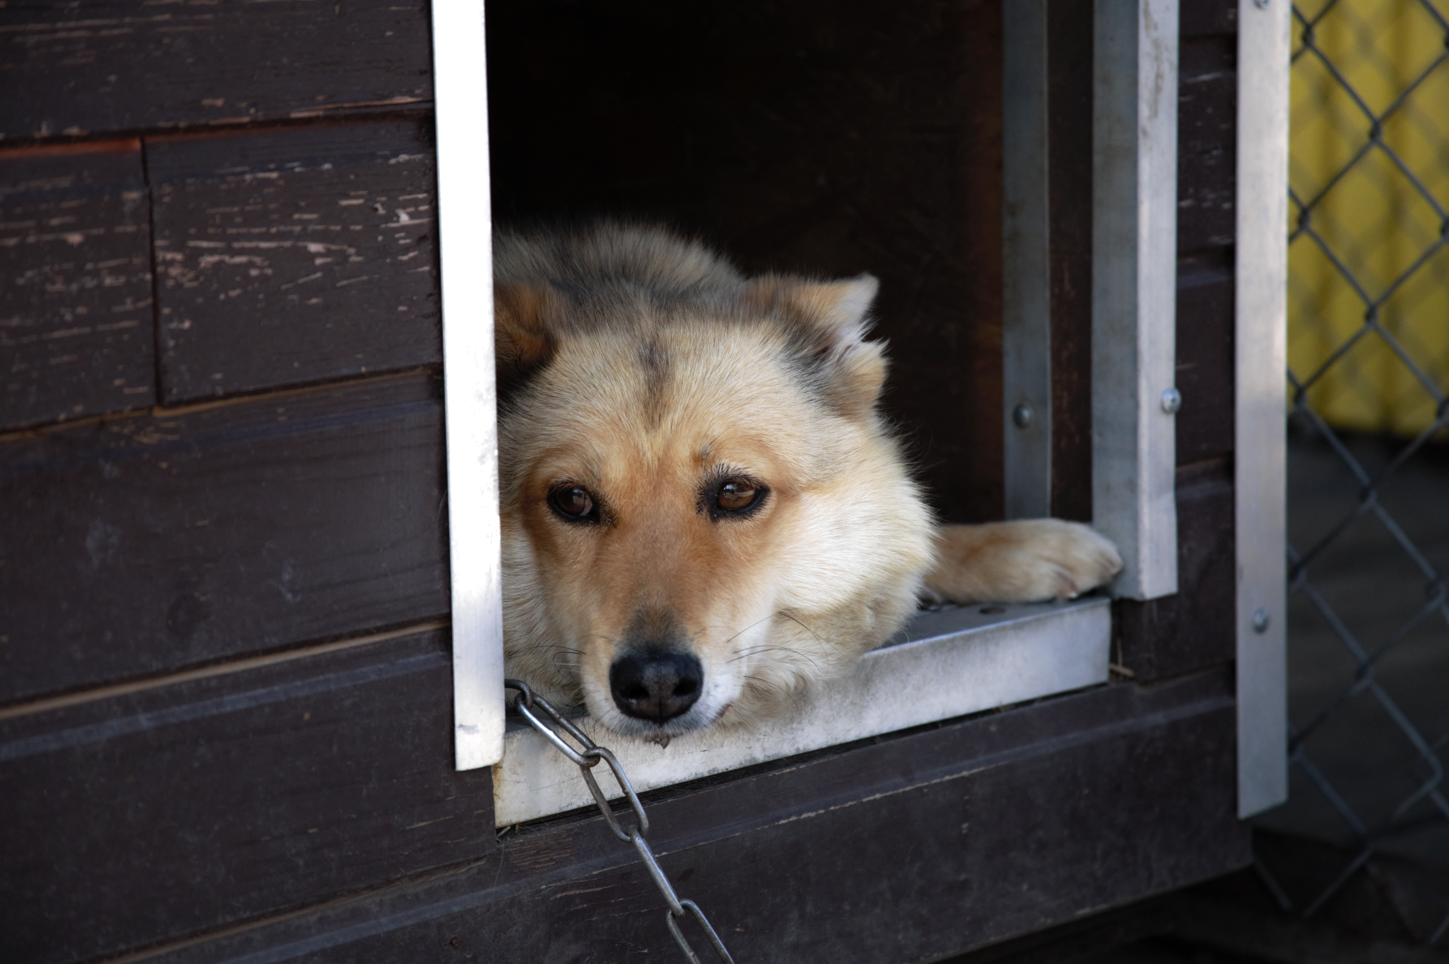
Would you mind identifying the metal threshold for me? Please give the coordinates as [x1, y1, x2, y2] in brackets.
[493, 596, 1111, 826]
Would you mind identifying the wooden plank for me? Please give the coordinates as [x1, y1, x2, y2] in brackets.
[1047, 0, 1095, 523]
[148, 120, 441, 403]
[486, 0, 1006, 521]
[1108, 0, 1237, 673]
[0, 372, 449, 705]
[1180, 0, 1239, 40]
[871, 0, 1004, 525]
[0, 140, 155, 431]
[1176, 252, 1235, 465]
[1052, 0, 1238, 518]
[1116, 459, 1235, 682]
[1177, 36, 1237, 254]
[0, 627, 495, 964]
[135, 670, 1247, 964]
[0, 0, 432, 141]
[933, 897, 1177, 964]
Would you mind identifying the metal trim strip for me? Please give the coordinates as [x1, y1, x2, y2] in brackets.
[1003, 0, 1054, 520]
[1091, 0, 1181, 601]
[494, 599, 1111, 826]
[1235, 0, 1290, 817]
[432, 0, 507, 770]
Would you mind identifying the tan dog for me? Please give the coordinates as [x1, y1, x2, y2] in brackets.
[495, 224, 1121, 739]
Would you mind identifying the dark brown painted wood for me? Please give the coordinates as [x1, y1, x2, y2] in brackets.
[1115, 0, 1239, 688]
[934, 896, 1177, 964]
[1116, 459, 1236, 682]
[0, 0, 433, 142]
[0, 627, 494, 964]
[1048, 0, 1239, 518]
[1178, 36, 1237, 254]
[137, 671, 1248, 964]
[148, 120, 441, 403]
[0, 140, 155, 431]
[0, 4, 1253, 962]
[1048, 0, 1096, 523]
[487, 0, 1005, 522]
[1175, 3, 1237, 465]
[1176, 251, 1235, 465]
[0, 371, 449, 706]
[1180, 0, 1239, 40]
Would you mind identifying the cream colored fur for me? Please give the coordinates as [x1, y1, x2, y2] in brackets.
[493, 223, 1121, 737]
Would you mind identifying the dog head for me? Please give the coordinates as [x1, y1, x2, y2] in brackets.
[494, 229, 933, 738]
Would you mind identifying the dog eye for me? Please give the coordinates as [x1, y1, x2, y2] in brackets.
[548, 484, 599, 523]
[714, 478, 765, 515]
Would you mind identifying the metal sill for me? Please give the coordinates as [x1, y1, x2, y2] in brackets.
[492, 596, 1111, 826]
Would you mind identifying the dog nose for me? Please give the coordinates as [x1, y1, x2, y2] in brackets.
[609, 649, 703, 724]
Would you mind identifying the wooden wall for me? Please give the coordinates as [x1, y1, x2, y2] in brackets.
[0, 1, 1249, 962]
[1, 6, 470, 960]
[487, 0, 1007, 522]
[1118, 1, 1241, 684]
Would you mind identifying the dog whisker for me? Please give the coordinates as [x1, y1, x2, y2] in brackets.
[774, 609, 826, 648]
[495, 224, 1122, 742]
[727, 644, 819, 668]
[741, 674, 787, 697]
[720, 610, 822, 663]
[715, 612, 781, 648]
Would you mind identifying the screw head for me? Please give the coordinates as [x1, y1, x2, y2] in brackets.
[1252, 608, 1271, 633]
[1160, 387, 1182, 415]
[1012, 403, 1035, 429]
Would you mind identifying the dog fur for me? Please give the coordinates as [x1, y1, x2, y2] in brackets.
[494, 223, 1121, 739]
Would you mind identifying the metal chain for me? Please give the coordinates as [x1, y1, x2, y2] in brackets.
[504, 679, 737, 964]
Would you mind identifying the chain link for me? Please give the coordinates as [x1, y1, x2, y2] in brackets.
[504, 680, 737, 963]
[1277, 1, 1449, 946]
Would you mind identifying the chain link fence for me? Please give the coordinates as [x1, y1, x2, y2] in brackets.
[1255, 0, 1449, 947]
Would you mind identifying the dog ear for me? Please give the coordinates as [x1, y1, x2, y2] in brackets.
[750, 274, 888, 419]
[494, 282, 556, 399]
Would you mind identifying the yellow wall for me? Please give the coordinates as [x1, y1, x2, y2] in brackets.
[1289, 0, 1449, 436]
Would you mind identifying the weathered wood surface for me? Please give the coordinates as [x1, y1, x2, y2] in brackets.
[1047, 0, 1095, 523]
[1117, 459, 1235, 682]
[936, 896, 1178, 964]
[1180, 0, 1238, 43]
[1178, 35, 1237, 254]
[0, 0, 432, 141]
[149, 120, 441, 403]
[0, 140, 155, 431]
[1175, 1, 1237, 465]
[487, 0, 1006, 522]
[1047, 0, 1237, 517]
[0, 627, 494, 964]
[133, 670, 1247, 964]
[1112, 0, 1238, 683]
[0, 371, 449, 706]
[1176, 252, 1235, 465]
[0, 3, 1254, 962]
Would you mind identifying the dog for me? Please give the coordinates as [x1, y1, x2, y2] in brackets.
[494, 223, 1122, 740]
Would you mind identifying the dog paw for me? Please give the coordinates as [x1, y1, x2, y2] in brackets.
[1020, 519, 1124, 600]
[924, 519, 1124, 604]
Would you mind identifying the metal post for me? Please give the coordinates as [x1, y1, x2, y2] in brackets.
[432, 0, 506, 770]
[1235, 0, 1289, 818]
[1091, 0, 1180, 601]
[1002, 0, 1053, 520]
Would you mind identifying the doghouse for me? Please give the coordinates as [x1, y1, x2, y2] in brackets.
[0, 1, 1287, 961]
